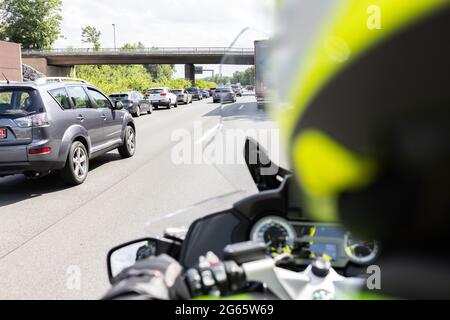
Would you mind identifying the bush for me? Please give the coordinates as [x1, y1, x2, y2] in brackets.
[195, 79, 218, 89]
[76, 65, 153, 95]
[75, 65, 217, 95]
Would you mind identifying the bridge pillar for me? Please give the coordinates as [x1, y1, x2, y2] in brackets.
[185, 63, 195, 85]
[22, 57, 72, 77]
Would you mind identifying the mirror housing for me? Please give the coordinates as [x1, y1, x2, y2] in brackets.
[107, 239, 156, 283]
[112, 100, 124, 110]
[106, 237, 181, 284]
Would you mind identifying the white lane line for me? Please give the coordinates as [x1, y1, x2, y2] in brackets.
[195, 123, 222, 145]
[238, 104, 245, 110]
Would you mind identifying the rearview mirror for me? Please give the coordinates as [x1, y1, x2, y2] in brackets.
[107, 239, 158, 283]
[106, 237, 181, 283]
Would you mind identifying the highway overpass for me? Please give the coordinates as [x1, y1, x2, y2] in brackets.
[22, 47, 255, 82]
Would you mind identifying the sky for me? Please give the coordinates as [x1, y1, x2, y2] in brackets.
[54, 0, 275, 78]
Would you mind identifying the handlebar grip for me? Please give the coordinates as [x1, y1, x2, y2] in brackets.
[185, 260, 246, 298]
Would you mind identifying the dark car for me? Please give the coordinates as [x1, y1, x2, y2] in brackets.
[186, 87, 203, 101]
[109, 91, 152, 117]
[0, 77, 136, 185]
[201, 90, 210, 98]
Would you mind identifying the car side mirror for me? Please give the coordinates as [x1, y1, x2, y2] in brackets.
[113, 100, 124, 110]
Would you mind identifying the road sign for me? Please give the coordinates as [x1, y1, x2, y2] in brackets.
[195, 66, 203, 74]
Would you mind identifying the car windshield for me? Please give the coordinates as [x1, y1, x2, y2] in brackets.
[172, 90, 183, 94]
[0, 88, 44, 118]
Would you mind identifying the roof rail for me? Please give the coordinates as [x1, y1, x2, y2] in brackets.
[0, 80, 22, 85]
[34, 77, 89, 85]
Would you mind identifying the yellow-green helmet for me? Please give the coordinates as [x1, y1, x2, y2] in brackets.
[271, 0, 450, 241]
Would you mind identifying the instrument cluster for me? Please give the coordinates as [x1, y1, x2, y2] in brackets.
[250, 215, 380, 268]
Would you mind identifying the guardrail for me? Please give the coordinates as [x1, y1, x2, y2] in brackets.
[22, 47, 255, 56]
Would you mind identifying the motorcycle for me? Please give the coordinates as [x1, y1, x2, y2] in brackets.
[106, 138, 380, 300]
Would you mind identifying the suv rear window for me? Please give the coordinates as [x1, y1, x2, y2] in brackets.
[147, 89, 164, 94]
[0, 87, 44, 118]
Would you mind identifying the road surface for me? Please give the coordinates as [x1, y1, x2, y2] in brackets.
[0, 96, 280, 299]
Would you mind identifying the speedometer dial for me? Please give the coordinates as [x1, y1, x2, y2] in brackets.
[344, 233, 380, 265]
[250, 216, 296, 254]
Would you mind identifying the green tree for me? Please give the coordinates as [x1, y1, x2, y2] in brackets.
[81, 26, 102, 51]
[146, 64, 174, 83]
[204, 75, 231, 86]
[120, 43, 174, 82]
[0, 0, 62, 49]
[76, 64, 153, 95]
[121, 42, 145, 50]
[230, 66, 255, 86]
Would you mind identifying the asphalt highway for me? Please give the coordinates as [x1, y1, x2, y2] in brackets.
[0, 95, 281, 299]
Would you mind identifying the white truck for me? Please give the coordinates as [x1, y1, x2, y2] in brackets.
[254, 40, 270, 110]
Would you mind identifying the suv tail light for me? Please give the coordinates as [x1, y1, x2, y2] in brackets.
[29, 147, 52, 155]
[14, 113, 49, 128]
[160, 93, 167, 97]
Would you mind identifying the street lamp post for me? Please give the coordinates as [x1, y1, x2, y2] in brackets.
[112, 24, 116, 50]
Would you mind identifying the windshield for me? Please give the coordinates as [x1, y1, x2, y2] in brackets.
[0, 88, 44, 118]
[172, 90, 183, 94]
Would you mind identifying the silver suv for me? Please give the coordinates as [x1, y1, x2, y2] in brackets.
[0, 78, 136, 185]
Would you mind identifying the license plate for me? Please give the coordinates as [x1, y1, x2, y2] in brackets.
[0, 128, 7, 139]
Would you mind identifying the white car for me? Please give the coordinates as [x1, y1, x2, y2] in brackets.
[145, 87, 178, 109]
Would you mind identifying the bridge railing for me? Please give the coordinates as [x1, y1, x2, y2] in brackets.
[22, 47, 255, 56]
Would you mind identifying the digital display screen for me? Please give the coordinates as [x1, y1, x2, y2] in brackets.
[292, 223, 344, 264]
[309, 243, 337, 261]
[294, 225, 345, 238]
[295, 242, 338, 262]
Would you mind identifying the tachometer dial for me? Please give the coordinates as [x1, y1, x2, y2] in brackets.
[344, 233, 380, 265]
[250, 216, 296, 254]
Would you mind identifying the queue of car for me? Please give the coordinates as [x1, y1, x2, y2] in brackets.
[0, 78, 243, 186]
[108, 85, 242, 118]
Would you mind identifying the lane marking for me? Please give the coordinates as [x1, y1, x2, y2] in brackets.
[238, 104, 245, 110]
[195, 123, 222, 145]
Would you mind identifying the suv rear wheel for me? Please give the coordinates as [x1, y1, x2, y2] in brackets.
[118, 125, 136, 158]
[60, 141, 89, 185]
